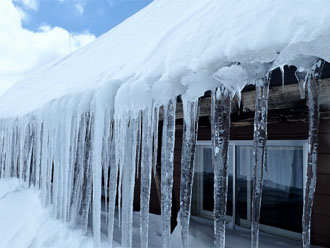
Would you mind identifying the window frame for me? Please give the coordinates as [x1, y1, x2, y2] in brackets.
[195, 139, 308, 239]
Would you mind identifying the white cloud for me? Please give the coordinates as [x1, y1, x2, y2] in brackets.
[13, 0, 39, 11]
[0, 0, 96, 96]
[75, 3, 84, 15]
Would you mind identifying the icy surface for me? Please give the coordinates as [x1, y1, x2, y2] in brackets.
[0, 179, 98, 248]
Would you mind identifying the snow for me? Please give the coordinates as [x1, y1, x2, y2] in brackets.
[0, 179, 324, 248]
[0, 0, 330, 117]
[0, 179, 96, 248]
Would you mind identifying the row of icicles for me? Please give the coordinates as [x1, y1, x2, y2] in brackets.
[0, 60, 324, 248]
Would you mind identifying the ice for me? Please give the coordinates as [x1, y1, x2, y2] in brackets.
[140, 106, 155, 248]
[152, 107, 160, 179]
[295, 69, 308, 99]
[179, 99, 199, 248]
[107, 115, 118, 248]
[302, 59, 325, 248]
[121, 115, 139, 248]
[251, 75, 271, 248]
[161, 98, 177, 248]
[211, 86, 232, 248]
[280, 65, 285, 90]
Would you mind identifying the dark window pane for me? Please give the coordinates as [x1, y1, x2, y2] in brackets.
[202, 146, 233, 216]
[236, 146, 253, 222]
[260, 146, 303, 232]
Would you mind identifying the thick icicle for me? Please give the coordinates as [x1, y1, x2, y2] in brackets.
[152, 107, 160, 178]
[92, 99, 105, 247]
[136, 111, 142, 179]
[251, 75, 271, 248]
[108, 116, 118, 248]
[211, 87, 232, 248]
[280, 65, 285, 91]
[121, 116, 139, 248]
[161, 98, 177, 248]
[302, 60, 324, 248]
[152, 107, 162, 205]
[179, 99, 199, 248]
[140, 107, 154, 248]
[295, 69, 308, 99]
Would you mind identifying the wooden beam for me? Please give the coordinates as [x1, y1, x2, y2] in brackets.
[167, 78, 330, 121]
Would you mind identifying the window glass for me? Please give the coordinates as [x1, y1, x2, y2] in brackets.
[194, 141, 305, 236]
[261, 146, 303, 232]
[236, 146, 254, 222]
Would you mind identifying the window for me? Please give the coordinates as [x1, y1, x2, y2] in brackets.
[192, 140, 307, 239]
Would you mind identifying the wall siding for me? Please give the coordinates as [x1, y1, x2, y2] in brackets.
[312, 119, 330, 247]
[133, 116, 330, 246]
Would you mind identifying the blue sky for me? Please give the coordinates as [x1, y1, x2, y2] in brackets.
[14, 0, 152, 37]
[0, 0, 152, 95]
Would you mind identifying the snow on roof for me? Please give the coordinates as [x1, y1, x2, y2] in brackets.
[1, 0, 330, 117]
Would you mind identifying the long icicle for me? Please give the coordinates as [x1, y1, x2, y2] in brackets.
[108, 117, 118, 248]
[121, 115, 139, 248]
[211, 87, 232, 248]
[161, 98, 177, 248]
[302, 59, 324, 248]
[92, 100, 106, 247]
[179, 99, 199, 248]
[251, 75, 271, 248]
[140, 106, 154, 248]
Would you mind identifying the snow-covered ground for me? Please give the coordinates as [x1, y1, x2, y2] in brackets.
[0, 179, 324, 248]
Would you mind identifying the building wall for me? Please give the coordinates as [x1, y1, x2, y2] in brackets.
[133, 116, 330, 246]
[312, 119, 330, 247]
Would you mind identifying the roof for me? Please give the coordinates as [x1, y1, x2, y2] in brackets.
[1, 0, 330, 118]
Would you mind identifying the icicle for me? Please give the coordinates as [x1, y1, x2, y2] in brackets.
[180, 99, 199, 248]
[61, 105, 73, 222]
[136, 111, 142, 179]
[152, 107, 160, 178]
[35, 121, 43, 190]
[116, 115, 127, 230]
[302, 59, 324, 248]
[161, 98, 177, 248]
[121, 116, 139, 248]
[251, 74, 271, 248]
[140, 106, 154, 248]
[70, 113, 86, 226]
[81, 112, 94, 233]
[102, 110, 111, 226]
[108, 117, 118, 248]
[280, 65, 285, 91]
[40, 116, 51, 206]
[295, 69, 308, 99]
[66, 114, 78, 222]
[152, 107, 162, 205]
[92, 99, 105, 248]
[211, 87, 232, 248]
